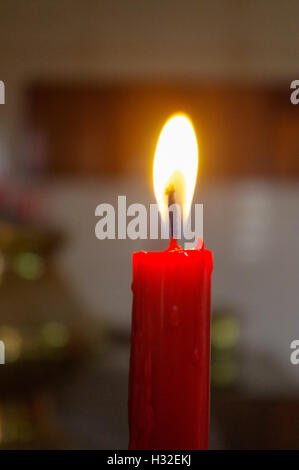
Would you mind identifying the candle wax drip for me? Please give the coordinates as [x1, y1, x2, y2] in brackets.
[167, 238, 181, 251]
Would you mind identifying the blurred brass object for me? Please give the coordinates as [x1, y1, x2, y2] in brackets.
[0, 222, 106, 448]
[0, 402, 33, 445]
[0, 222, 63, 256]
[212, 313, 240, 350]
[211, 310, 240, 389]
[211, 361, 238, 388]
[13, 252, 45, 281]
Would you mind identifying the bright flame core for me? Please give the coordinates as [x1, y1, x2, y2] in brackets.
[153, 113, 198, 222]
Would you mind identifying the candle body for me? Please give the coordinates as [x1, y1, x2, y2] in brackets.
[128, 243, 213, 450]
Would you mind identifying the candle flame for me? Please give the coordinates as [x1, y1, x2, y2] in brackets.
[153, 113, 198, 222]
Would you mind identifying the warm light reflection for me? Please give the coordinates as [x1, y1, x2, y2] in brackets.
[153, 113, 198, 222]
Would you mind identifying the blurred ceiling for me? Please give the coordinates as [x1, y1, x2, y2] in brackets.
[0, 0, 298, 81]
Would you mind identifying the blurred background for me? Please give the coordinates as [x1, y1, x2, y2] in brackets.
[0, 0, 298, 449]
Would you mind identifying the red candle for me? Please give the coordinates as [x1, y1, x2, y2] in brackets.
[128, 114, 213, 450]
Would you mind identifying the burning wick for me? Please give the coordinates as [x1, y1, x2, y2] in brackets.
[165, 184, 176, 240]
